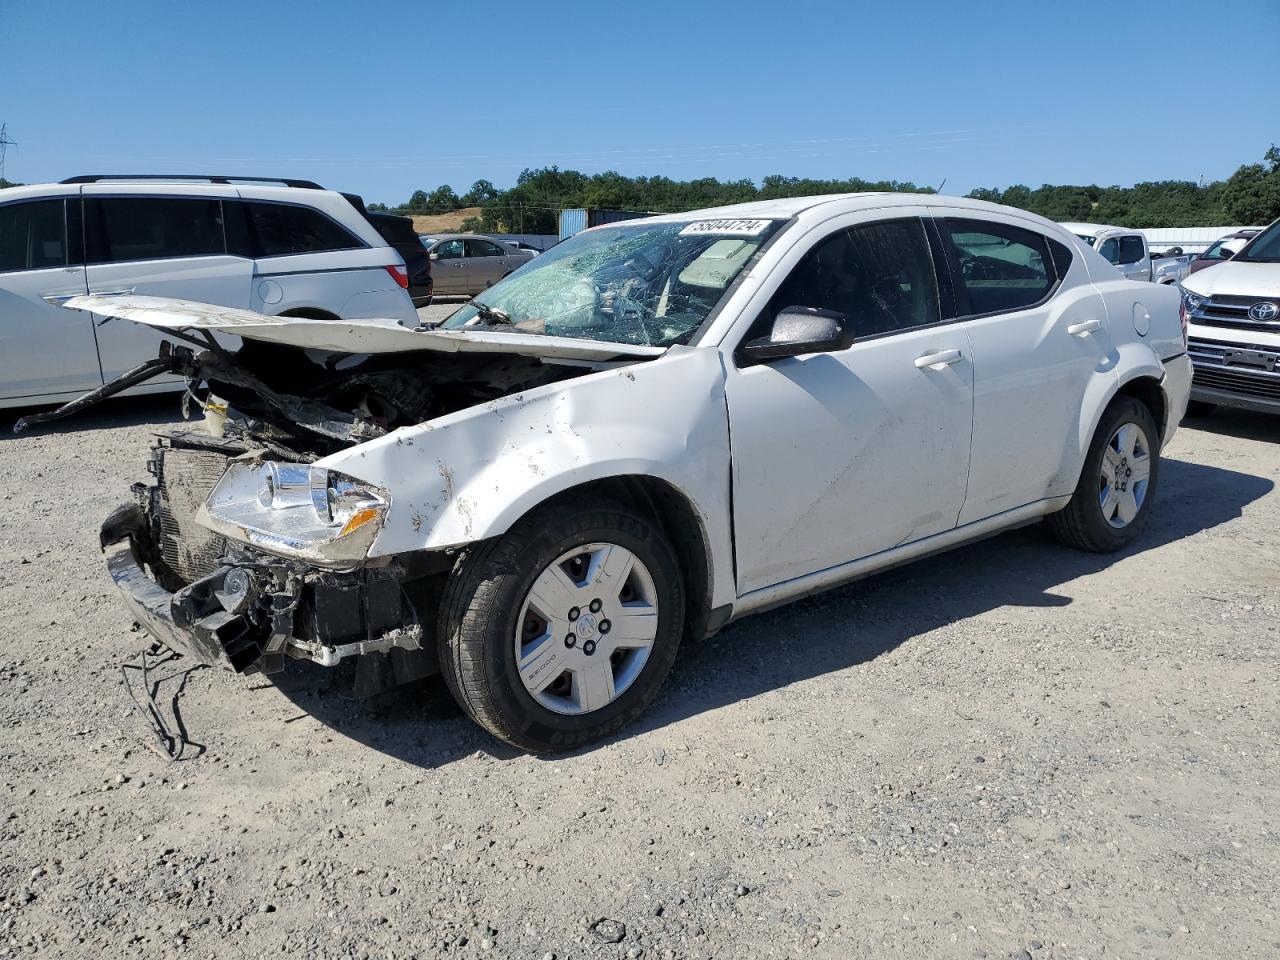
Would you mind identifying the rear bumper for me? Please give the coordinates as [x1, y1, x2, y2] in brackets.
[1161, 353, 1193, 444]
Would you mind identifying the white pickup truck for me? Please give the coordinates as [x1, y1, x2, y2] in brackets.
[1060, 222, 1190, 284]
[1179, 217, 1280, 417]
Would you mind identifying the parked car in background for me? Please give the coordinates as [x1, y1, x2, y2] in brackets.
[49, 193, 1189, 751]
[1179, 218, 1280, 417]
[499, 239, 542, 255]
[1059, 222, 1189, 284]
[418, 233, 537, 296]
[1188, 229, 1262, 275]
[365, 211, 432, 306]
[0, 175, 419, 411]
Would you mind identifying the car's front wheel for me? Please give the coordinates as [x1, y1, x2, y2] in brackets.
[438, 497, 685, 752]
[1047, 395, 1160, 553]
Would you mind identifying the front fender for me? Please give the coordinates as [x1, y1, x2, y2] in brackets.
[320, 346, 736, 607]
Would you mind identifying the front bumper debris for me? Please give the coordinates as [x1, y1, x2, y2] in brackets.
[100, 502, 430, 679]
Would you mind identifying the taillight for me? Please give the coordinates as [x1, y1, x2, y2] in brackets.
[385, 264, 409, 289]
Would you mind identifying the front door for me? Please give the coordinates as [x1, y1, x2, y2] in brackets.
[723, 215, 975, 594]
[431, 238, 467, 295]
[0, 195, 99, 403]
[82, 191, 253, 382]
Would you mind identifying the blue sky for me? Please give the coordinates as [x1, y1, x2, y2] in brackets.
[2, 0, 1277, 205]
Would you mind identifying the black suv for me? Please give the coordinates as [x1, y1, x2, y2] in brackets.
[364, 211, 432, 307]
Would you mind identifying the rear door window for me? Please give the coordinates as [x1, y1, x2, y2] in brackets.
[0, 199, 67, 272]
[85, 197, 225, 263]
[466, 238, 507, 257]
[238, 201, 363, 258]
[942, 218, 1056, 316]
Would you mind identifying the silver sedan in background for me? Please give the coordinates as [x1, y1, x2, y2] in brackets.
[419, 233, 537, 296]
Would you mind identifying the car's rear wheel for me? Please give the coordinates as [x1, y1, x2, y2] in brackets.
[1047, 395, 1160, 553]
[1184, 400, 1216, 418]
[438, 498, 684, 752]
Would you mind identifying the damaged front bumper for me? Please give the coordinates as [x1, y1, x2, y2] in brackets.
[101, 502, 438, 689]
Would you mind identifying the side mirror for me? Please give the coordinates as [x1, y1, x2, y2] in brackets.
[1219, 247, 1237, 259]
[740, 306, 851, 363]
[429, 252, 440, 261]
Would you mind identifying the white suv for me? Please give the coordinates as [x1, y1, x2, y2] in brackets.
[0, 175, 419, 410]
[1179, 217, 1280, 417]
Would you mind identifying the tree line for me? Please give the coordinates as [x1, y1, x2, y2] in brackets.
[375, 144, 1280, 233]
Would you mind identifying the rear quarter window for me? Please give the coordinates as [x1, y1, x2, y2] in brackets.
[235, 201, 364, 258]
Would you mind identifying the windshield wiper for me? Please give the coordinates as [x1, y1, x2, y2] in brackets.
[470, 300, 513, 325]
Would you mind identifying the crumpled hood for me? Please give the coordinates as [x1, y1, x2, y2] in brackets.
[63, 295, 668, 362]
[1180, 261, 1280, 298]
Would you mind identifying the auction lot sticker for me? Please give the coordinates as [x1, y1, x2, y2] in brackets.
[679, 219, 775, 236]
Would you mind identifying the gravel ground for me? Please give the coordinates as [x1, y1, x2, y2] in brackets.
[1, 381, 1277, 960]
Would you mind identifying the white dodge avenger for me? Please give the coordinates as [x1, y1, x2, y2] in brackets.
[27, 193, 1191, 751]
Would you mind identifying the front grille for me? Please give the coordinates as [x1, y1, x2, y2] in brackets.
[155, 446, 232, 584]
[1192, 294, 1280, 333]
[1188, 336, 1280, 402]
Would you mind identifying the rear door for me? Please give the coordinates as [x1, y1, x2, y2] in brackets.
[0, 194, 98, 402]
[82, 188, 253, 382]
[465, 238, 510, 290]
[936, 214, 1113, 524]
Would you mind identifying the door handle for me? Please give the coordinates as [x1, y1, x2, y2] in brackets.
[914, 349, 963, 369]
[1067, 318, 1102, 336]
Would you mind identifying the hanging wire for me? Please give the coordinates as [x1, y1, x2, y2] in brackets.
[120, 642, 209, 761]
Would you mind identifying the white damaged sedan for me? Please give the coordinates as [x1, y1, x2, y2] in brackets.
[27, 193, 1192, 751]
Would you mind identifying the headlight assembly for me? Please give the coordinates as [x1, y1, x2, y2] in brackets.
[197, 461, 389, 566]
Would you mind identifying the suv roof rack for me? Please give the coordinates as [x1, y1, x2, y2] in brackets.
[60, 174, 325, 189]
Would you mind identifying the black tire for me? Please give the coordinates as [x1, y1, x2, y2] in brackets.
[438, 497, 685, 752]
[1184, 400, 1216, 418]
[1047, 395, 1161, 553]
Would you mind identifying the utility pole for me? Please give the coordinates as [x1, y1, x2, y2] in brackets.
[0, 124, 16, 182]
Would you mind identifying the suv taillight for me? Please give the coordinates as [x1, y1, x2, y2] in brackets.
[385, 264, 409, 289]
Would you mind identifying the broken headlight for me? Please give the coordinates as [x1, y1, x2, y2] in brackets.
[197, 461, 389, 566]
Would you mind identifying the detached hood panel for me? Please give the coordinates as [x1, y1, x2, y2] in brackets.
[63, 295, 667, 362]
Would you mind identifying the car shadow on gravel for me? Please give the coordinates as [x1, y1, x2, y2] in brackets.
[1180, 408, 1280, 444]
[0, 394, 186, 440]
[265, 455, 1271, 767]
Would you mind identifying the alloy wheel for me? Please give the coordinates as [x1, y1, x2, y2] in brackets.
[513, 542, 659, 715]
[1099, 422, 1151, 528]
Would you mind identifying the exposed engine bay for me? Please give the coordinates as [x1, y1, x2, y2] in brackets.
[26, 296, 656, 695]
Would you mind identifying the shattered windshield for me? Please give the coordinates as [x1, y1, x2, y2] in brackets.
[441, 218, 783, 345]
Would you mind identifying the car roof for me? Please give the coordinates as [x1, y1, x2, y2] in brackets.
[1057, 222, 1131, 237]
[0, 180, 390, 249]
[624, 193, 1076, 239]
